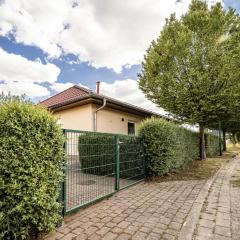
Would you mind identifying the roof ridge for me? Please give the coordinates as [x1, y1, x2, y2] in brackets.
[39, 85, 91, 104]
[73, 84, 93, 94]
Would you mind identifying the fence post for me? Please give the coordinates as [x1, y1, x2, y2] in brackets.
[57, 129, 67, 226]
[115, 135, 120, 191]
[223, 130, 226, 152]
[61, 129, 67, 217]
[218, 121, 222, 156]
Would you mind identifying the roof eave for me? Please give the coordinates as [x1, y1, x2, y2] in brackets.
[48, 93, 170, 119]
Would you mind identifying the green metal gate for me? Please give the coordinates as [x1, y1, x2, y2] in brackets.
[61, 129, 145, 216]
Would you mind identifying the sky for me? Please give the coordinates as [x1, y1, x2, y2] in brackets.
[0, 0, 239, 114]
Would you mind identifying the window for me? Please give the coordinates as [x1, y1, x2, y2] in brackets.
[128, 122, 135, 135]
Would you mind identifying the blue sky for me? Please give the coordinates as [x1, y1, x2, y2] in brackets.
[0, 0, 239, 112]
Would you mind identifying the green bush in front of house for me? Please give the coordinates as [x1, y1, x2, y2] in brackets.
[78, 133, 144, 179]
[138, 118, 199, 177]
[118, 135, 145, 179]
[0, 100, 65, 240]
[78, 133, 116, 176]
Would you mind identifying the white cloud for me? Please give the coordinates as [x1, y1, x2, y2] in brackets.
[0, 81, 50, 97]
[0, 0, 224, 72]
[50, 81, 90, 93]
[50, 82, 74, 92]
[0, 48, 60, 98]
[100, 79, 168, 116]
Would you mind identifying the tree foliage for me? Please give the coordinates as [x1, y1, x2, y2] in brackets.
[139, 0, 240, 158]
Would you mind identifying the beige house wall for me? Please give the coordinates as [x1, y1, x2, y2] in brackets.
[53, 104, 94, 156]
[53, 104, 146, 155]
[93, 105, 145, 135]
[53, 104, 93, 131]
[53, 103, 146, 135]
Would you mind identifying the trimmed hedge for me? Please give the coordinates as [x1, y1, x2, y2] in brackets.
[139, 118, 220, 177]
[119, 135, 144, 179]
[0, 100, 65, 239]
[78, 133, 144, 179]
[139, 118, 199, 176]
[205, 133, 220, 157]
[78, 133, 115, 176]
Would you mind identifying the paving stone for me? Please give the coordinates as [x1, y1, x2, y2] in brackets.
[213, 235, 231, 240]
[103, 232, 118, 240]
[96, 226, 111, 236]
[116, 233, 131, 240]
[194, 235, 213, 240]
[88, 233, 101, 240]
[43, 231, 64, 240]
[169, 221, 182, 231]
[197, 226, 214, 237]
[123, 225, 138, 235]
[85, 226, 98, 235]
[74, 233, 88, 240]
[60, 233, 77, 240]
[198, 219, 215, 228]
[215, 226, 231, 237]
[162, 233, 176, 240]
[111, 227, 123, 234]
[159, 217, 172, 225]
[200, 213, 216, 221]
[72, 227, 84, 235]
[216, 218, 230, 228]
[118, 221, 130, 229]
[57, 227, 72, 235]
[68, 221, 82, 229]
[152, 227, 165, 235]
[146, 232, 162, 240]
[131, 231, 148, 240]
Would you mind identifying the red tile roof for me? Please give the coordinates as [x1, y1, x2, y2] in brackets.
[39, 85, 92, 107]
[39, 84, 172, 121]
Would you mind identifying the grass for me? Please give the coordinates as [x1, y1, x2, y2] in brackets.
[231, 179, 240, 187]
[157, 144, 240, 182]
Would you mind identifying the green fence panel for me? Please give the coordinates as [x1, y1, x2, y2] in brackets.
[119, 135, 145, 189]
[62, 129, 145, 215]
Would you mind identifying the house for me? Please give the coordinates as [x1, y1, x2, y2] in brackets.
[40, 82, 168, 135]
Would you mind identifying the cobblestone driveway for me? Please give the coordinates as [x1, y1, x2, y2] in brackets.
[45, 156, 240, 240]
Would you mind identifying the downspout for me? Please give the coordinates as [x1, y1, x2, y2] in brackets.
[93, 98, 107, 132]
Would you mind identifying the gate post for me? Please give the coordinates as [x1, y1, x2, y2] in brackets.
[115, 135, 120, 191]
[218, 121, 222, 156]
[61, 129, 67, 217]
[57, 129, 67, 226]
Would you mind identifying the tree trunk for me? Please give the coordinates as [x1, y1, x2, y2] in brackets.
[223, 130, 226, 152]
[199, 124, 206, 160]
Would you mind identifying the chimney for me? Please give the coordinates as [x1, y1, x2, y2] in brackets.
[96, 81, 100, 94]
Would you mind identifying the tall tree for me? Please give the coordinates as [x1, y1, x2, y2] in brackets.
[139, 0, 240, 159]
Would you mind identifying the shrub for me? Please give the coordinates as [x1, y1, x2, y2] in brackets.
[78, 133, 115, 176]
[138, 118, 199, 177]
[118, 135, 144, 179]
[78, 133, 144, 179]
[205, 133, 220, 156]
[0, 100, 65, 239]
